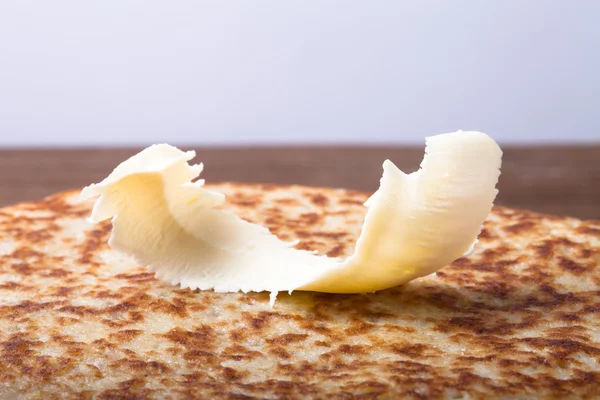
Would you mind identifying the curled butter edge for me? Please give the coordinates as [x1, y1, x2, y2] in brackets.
[80, 131, 502, 305]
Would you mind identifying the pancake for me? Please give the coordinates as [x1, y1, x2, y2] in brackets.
[0, 183, 599, 399]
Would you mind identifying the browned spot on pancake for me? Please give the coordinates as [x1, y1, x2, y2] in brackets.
[77, 222, 112, 262]
[44, 268, 72, 278]
[150, 298, 189, 318]
[85, 289, 123, 299]
[47, 286, 76, 297]
[56, 340, 87, 358]
[115, 272, 156, 282]
[268, 346, 292, 359]
[299, 212, 320, 225]
[481, 244, 512, 258]
[10, 246, 45, 260]
[2, 333, 42, 354]
[40, 195, 72, 214]
[295, 230, 311, 239]
[11, 262, 34, 275]
[222, 366, 248, 382]
[576, 223, 600, 237]
[0, 281, 33, 291]
[24, 229, 55, 243]
[266, 333, 309, 345]
[241, 311, 284, 331]
[470, 262, 495, 272]
[326, 244, 345, 258]
[297, 319, 338, 340]
[274, 198, 300, 207]
[264, 217, 282, 229]
[545, 326, 590, 342]
[478, 227, 496, 240]
[309, 193, 329, 207]
[558, 256, 590, 275]
[221, 344, 263, 362]
[450, 257, 473, 268]
[578, 248, 594, 258]
[503, 220, 536, 234]
[55, 316, 80, 326]
[60, 237, 75, 245]
[110, 358, 170, 374]
[389, 343, 432, 358]
[337, 344, 368, 356]
[117, 286, 147, 295]
[340, 198, 364, 206]
[160, 326, 216, 351]
[436, 316, 540, 336]
[295, 240, 323, 252]
[182, 349, 215, 366]
[97, 385, 154, 400]
[237, 295, 257, 305]
[313, 231, 348, 239]
[57, 305, 91, 317]
[229, 196, 260, 208]
[520, 337, 600, 357]
[344, 321, 375, 335]
[0, 300, 64, 319]
[531, 241, 554, 259]
[108, 329, 143, 343]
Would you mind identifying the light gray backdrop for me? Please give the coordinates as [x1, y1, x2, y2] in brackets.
[0, 1, 598, 146]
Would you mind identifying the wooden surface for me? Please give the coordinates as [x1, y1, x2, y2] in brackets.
[0, 146, 598, 220]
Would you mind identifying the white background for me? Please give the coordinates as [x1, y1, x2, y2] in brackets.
[0, 1, 599, 147]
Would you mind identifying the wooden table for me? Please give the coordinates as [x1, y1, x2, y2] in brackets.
[1, 146, 598, 220]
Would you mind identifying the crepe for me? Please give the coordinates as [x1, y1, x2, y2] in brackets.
[0, 183, 599, 399]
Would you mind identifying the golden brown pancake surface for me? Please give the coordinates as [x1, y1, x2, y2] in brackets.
[0, 183, 599, 399]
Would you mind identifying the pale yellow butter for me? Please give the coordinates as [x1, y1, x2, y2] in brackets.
[81, 131, 502, 305]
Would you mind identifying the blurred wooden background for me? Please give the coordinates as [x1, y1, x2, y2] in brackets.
[0, 146, 598, 219]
